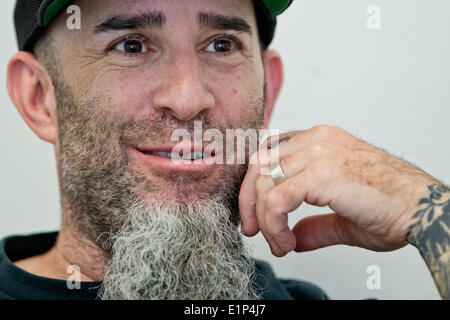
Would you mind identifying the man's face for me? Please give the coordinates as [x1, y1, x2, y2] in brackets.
[49, 0, 266, 244]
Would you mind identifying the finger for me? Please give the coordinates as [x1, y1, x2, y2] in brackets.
[262, 171, 311, 256]
[240, 130, 338, 237]
[240, 145, 311, 236]
[239, 159, 263, 236]
[254, 174, 284, 255]
[292, 213, 362, 252]
[250, 149, 315, 252]
[260, 131, 296, 150]
[239, 134, 297, 236]
[264, 126, 346, 153]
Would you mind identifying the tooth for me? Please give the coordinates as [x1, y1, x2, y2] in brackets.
[182, 152, 193, 160]
[143, 150, 207, 160]
[195, 151, 204, 160]
[156, 152, 168, 157]
[194, 151, 203, 160]
[170, 152, 182, 159]
[178, 151, 203, 160]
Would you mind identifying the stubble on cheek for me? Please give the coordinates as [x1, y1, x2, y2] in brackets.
[56, 90, 137, 246]
[54, 69, 266, 248]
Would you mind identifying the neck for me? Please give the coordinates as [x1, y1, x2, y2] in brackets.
[52, 196, 109, 281]
[14, 201, 108, 282]
[50, 225, 108, 281]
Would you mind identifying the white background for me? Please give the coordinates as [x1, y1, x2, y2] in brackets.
[1, 0, 448, 299]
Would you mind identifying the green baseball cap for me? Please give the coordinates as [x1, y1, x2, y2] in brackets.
[14, 0, 292, 52]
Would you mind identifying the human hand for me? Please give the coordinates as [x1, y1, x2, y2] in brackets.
[239, 125, 441, 257]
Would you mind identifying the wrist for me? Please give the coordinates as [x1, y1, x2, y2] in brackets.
[406, 184, 450, 246]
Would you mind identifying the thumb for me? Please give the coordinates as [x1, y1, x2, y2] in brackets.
[292, 213, 364, 252]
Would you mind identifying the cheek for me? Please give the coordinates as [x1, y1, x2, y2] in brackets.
[115, 76, 151, 116]
[64, 60, 156, 118]
[92, 71, 156, 120]
[208, 71, 264, 126]
[67, 58, 265, 126]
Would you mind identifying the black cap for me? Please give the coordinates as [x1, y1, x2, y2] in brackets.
[14, 0, 292, 52]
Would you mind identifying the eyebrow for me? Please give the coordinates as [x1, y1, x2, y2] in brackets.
[93, 11, 252, 36]
[197, 12, 253, 35]
[94, 12, 166, 33]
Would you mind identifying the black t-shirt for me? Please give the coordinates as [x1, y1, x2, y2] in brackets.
[0, 232, 329, 300]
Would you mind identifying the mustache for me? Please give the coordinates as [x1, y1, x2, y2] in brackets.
[118, 113, 231, 147]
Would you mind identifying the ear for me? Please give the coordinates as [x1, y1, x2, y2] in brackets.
[262, 49, 283, 129]
[7, 51, 58, 144]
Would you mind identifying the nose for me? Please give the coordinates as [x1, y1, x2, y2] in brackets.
[153, 52, 215, 122]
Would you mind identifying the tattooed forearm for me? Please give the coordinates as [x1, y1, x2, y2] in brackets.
[406, 184, 450, 299]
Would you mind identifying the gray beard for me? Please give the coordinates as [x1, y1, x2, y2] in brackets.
[98, 200, 261, 300]
[49, 65, 266, 300]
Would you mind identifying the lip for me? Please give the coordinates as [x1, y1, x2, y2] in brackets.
[131, 144, 220, 172]
[136, 143, 214, 155]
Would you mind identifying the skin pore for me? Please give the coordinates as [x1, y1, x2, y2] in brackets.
[8, 0, 283, 294]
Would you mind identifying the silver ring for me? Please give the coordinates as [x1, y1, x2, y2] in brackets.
[270, 161, 287, 185]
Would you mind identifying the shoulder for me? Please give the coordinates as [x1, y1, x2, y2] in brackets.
[254, 260, 329, 300]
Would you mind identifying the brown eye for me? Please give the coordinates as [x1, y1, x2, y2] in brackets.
[114, 38, 148, 54]
[206, 38, 234, 53]
[124, 40, 143, 53]
[215, 39, 232, 52]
